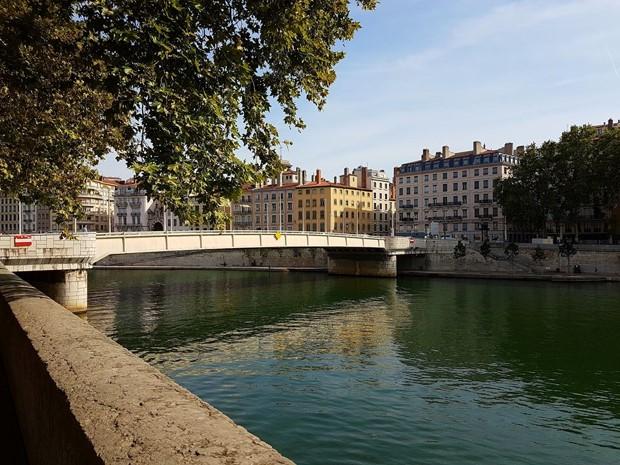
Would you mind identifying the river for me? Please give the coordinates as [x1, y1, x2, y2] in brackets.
[87, 270, 620, 465]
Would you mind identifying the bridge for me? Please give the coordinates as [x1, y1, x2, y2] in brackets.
[1, 231, 425, 312]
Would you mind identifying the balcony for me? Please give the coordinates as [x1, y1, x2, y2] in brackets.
[475, 198, 495, 204]
[399, 204, 415, 209]
[476, 214, 494, 220]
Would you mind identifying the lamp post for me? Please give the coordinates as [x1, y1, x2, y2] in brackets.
[18, 200, 22, 234]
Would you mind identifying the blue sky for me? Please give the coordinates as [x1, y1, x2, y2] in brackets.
[99, 0, 620, 179]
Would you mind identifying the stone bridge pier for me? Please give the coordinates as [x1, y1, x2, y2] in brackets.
[18, 270, 88, 312]
[327, 237, 412, 278]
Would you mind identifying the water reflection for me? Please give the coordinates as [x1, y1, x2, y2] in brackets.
[88, 270, 620, 465]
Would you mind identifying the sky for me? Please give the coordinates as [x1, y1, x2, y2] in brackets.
[99, 0, 620, 180]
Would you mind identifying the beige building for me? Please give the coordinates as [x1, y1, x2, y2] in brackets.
[352, 166, 395, 235]
[293, 169, 373, 233]
[232, 168, 302, 231]
[395, 141, 520, 241]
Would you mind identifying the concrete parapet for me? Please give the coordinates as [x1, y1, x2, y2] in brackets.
[0, 268, 294, 465]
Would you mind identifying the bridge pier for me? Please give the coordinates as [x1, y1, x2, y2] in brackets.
[19, 270, 88, 313]
[327, 253, 398, 278]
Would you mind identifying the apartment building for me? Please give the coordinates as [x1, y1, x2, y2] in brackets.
[35, 178, 116, 233]
[352, 166, 395, 235]
[0, 198, 37, 234]
[112, 179, 154, 231]
[293, 169, 373, 233]
[394, 141, 520, 241]
[232, 168, 302, 231]
[593, 118, 620, 135]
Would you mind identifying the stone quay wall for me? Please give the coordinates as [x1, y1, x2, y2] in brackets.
[0, 267, 294, 465]
[96, 247, 329, 269]
[399, 241, 620, 276]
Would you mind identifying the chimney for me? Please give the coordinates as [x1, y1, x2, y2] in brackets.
[315, 169, 322, 182]
[473, 141, 483, 155]
[311, 174, 315, 182]
[301, 170, 307, 185]
[296, 167, 302, 185]
[516, 145, 525, 155]
[344, 167, 349, 176]
[609, 118, 614, 129]
[441, 145, 449, 158]
[333, 176, 337, 183]
[503, 142, 514, 155]
[421, 148, 430, 161]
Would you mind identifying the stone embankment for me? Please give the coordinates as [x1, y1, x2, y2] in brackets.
[0, 267, 294, 465]
[399, 240, 620, 280]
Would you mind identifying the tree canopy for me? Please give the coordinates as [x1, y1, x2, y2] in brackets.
[495, 124, 620, 238]
[0, 0, 376, 223]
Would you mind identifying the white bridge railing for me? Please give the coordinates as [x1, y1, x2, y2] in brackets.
[94, 230, 387, 262]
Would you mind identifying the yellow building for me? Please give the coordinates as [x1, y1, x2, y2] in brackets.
[293, 169, 373, 234]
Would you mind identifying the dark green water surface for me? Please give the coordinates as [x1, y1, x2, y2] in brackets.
[87, 270, 620, 465]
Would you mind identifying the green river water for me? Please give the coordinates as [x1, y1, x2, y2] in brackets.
[87, 270, 620, 465]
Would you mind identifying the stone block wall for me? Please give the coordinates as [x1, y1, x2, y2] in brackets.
[0, 233, 95, 272]
[399, 242, 620, 276]
[97, 247, 329, 269]
[17, 270, 88, 313]
[0, 268, 294, 465]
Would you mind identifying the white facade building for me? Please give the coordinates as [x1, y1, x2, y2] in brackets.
[352, 166, 394, 235]
[394, 141, 520, 241]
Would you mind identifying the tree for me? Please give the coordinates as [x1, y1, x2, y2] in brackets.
[532, 245, 546, 263]
[504, 241, 519, 260]
[479, 238, 491, 260]
[495, 144, 554, 237]
[0, 0, 127, 221]
[558, 237, 577, 272]
[496, 125, 620, 241]
[504, 241, 519, 272]
[453, 240, 466, 259]
[0, 0, 376, 224]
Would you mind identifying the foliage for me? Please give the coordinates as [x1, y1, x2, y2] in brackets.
[479, 239, 491, 260]
[532, 245, 546, 262]
[0, 0, 127, 221]
[0, 0, 376, 224]
[453, 240, 466, 259]
[504, 241, 519, 261]
[495, 125, 620, 238]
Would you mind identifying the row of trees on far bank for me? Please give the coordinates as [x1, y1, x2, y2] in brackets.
[495, 124, 620, 240]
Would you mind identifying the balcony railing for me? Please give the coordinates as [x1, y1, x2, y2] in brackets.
[475, 199, 495, 204]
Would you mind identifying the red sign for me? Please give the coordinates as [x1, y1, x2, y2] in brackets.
[14, 235, 32, 247]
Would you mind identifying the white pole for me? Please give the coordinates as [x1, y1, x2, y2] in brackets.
[163, 204, 167, 232]
[108, 189, 112, 233]
[18, 201, 22, 234]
